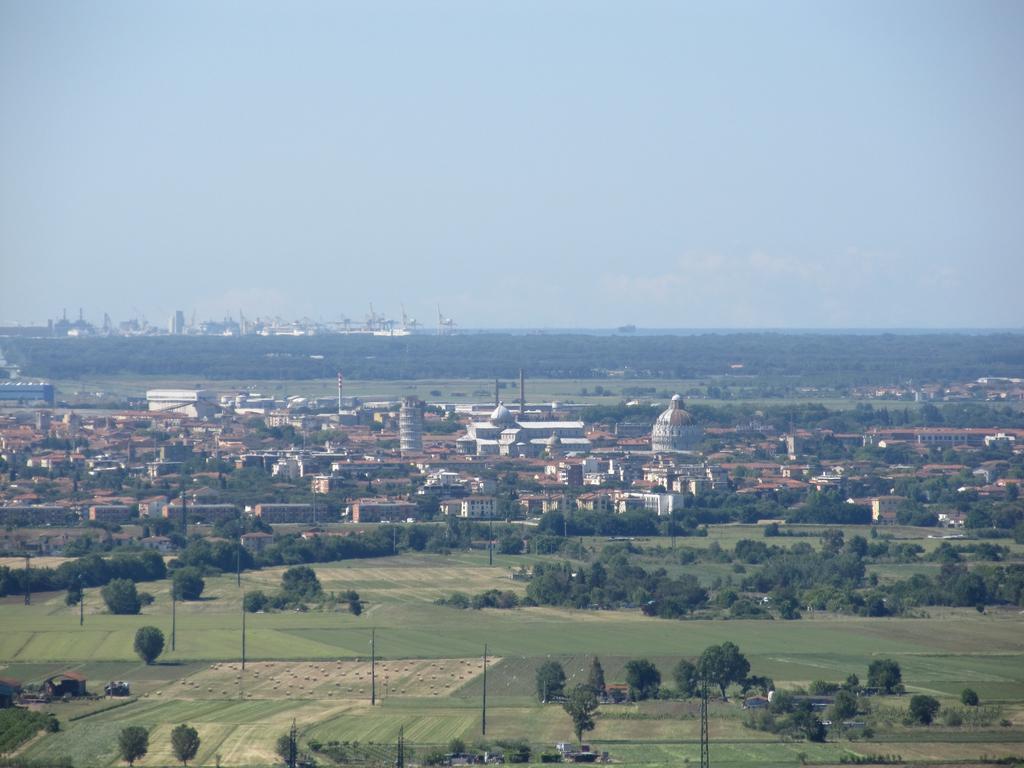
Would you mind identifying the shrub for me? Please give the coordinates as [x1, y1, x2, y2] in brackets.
[243, 591, 269, 613]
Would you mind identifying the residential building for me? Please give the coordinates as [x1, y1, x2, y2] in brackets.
[349, 499, 417, 523]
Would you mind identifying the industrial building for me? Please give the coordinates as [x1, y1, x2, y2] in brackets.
[0, 381, 55, 406]
[146, 389, 218, 419]
[169, 310, 186, 335]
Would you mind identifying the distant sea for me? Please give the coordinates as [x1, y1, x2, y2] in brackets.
[458, 328, 1024, 337]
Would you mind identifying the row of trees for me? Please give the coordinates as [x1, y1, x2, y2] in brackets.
[0, 550, 167, 599]
[536, 643, 754, 705]
[119, 723, 199, 766]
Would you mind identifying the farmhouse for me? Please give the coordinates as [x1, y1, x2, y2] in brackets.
[241, 531, 274, 551]
[44, 671, 87, 698]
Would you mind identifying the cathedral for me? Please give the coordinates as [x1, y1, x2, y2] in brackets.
[457, 402, 591, 457]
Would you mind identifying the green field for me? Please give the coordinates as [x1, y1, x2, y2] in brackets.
[3, 541, 1024, 767]
[47, 373, 930, 410]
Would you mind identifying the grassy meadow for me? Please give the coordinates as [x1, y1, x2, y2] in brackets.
[2, 531, 1024, 767]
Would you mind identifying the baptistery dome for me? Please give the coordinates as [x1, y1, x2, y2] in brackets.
[651, 394, 702, 452]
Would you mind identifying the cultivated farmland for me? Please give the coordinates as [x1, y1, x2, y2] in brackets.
[3, 532, 1024, 767]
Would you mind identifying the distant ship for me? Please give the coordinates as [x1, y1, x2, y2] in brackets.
[616, 324, 637, 333]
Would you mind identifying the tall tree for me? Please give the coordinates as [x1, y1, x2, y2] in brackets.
[587, 657, 606, 696]
[171, 723, 201, 766]
[281, 565, 322, 599]
[624, 659, 661, 701]
[867, 659, 902, 694]
[536, 660, 566, 702]
[172, 567, 205, 600]
[118, 726, 149, 766]
[133, 626, 165, 665]
[907, 695, 940, 725]
[673, 659, 699, 699]
[561, 684, 599, 746]
[698, 642, 750, 699]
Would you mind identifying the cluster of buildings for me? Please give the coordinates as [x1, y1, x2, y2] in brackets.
[1, 372, 1022, 556]
[0, 305, 453, 338]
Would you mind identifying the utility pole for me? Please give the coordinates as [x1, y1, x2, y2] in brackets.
[24, 554, 31, 606]
[236, 535, 242, 588]
[482, 643, 488, 735]
[370, 628, 376, 705]
[79, 573, 84, 626]
[700, 676, 710, 768]
[288, 718, 298, 768]
[180, 487, 188, 539]
[171, 590, 177, 651]
[488, 514, 493, 566]
[395, 725, 405, 768]
[241, 593, 246, 671]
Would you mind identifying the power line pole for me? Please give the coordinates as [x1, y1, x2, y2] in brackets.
[171, 590, 177, 651]
[24, 554, 31, 606]
[241, 593, 246, 671]
[288, 718, 298, 768]
[395, 725, 404, 768]
[236, 530, 242, 588]
[370, 628, 376, 705]
[482, 643, 488, 735]
[79, 573, 84, 626]
[700, 676, 710, 768]
[488, 514, 493, 566]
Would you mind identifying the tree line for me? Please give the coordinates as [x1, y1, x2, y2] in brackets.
[8, 332, 1023, 382]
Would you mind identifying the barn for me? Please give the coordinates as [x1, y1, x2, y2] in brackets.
[44, 671, 87, 698]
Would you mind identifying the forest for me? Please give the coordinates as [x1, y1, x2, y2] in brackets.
[5, 332, 1024, 383]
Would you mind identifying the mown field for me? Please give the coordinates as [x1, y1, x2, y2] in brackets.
[3, 533, 1024, 767]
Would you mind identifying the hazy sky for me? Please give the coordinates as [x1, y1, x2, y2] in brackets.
[1, 1, 1022, 329]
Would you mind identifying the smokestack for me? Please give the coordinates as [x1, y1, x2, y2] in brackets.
[519, 369, 525, 415]
[337, 371, 344, 415]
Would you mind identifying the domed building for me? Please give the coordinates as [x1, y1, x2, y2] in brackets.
[457, 402, 591, 456]
[651, 395, 702, 452]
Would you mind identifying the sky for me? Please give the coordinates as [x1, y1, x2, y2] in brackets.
[1, 1, 1022, 330]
